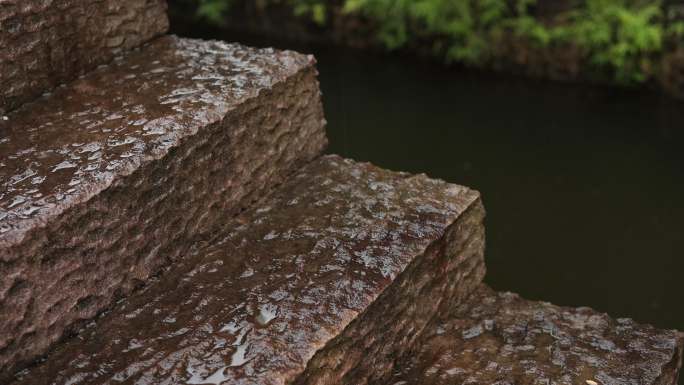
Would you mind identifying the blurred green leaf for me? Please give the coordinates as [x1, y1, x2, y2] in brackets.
[182, 0, 671, 84]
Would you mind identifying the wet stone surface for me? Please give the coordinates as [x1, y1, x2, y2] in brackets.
[12, 155, 484, 385]
[0, 35, 327, 376]
[0, 0, 169, 113]
[0, 35, 320, 241]
[386, 285, 684, 385]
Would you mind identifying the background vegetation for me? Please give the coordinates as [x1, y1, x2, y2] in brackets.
[179, 0, 684, 89]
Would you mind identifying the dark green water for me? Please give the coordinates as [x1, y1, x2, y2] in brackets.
[172, 23, 684, 337]
[318, 49, 684, 334]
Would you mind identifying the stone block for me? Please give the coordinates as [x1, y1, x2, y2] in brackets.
[0, 36, 327, 376]
[387, 285, 684, 385]
[0, 0, 169, 113]
[11, 156, 485, 385]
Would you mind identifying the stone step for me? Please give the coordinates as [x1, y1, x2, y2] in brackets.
[386, 285, 684, 385]
[11, 155, 486, 385]
[0, 35, 327, 377]
[0, 0, 169, 113]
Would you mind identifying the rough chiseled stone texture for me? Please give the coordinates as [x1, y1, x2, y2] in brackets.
[295, 179, 485, 385]
[0, 36, 327, 377]
[386, 285, 684, 385]
[11, 155, 484, 385]
[0, 0, 169, 113]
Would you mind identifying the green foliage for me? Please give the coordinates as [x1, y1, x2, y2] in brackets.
[343, 0, 513, 63]
[565, 0, 663, 83]
[669, 20, 684, 38]
[188, 0, 328, 26]
[186, 0, 681, 85]
[195, 0, 233, 24]
[291, 0, 328, 25]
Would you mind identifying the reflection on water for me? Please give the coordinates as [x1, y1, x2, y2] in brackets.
[172, 24, 684, 334]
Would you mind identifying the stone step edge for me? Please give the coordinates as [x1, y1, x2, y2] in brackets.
[0, 35, 327, 377]
[11, 155, 486, 385]
[385, 284, 684, 385]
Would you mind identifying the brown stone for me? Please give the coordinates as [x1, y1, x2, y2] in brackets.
[0, 0, 169, 114]
[385, 285, 684, 385]
[11, 155, 486, 385]
[0, 36, 327, 377]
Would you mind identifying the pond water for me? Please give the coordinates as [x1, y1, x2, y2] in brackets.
[172, 22, 684, 335]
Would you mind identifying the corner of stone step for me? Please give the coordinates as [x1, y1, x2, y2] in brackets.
[385, 283, 684, 385]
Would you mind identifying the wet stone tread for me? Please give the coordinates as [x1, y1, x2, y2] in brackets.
[12, 155, 486, 385]
[0, 35, 321, 240]
[385, 285, 684, 385]
[0, 0, 169, 113]
[0, 35, 327, 377]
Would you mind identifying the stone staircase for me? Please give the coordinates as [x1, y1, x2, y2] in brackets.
[0, 2, 682, 385]
[386, 286, 683, 385]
